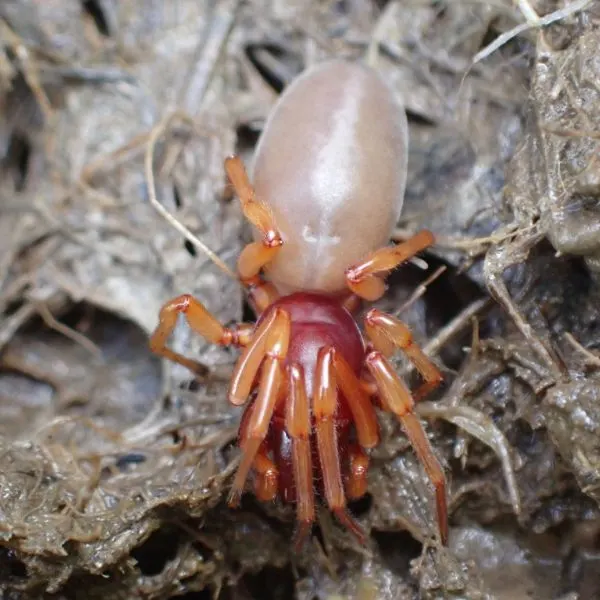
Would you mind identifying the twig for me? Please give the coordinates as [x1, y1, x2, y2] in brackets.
[0, 19, 54, 121]
[392, 223, 537, 253]
[80, 124, 219, 183]
[0, 302, 36, 353]
[0, 218, 29, 291]
[417, 402, 521, 516]
[399, 297, 491, 381]
[33, 301, 103, 359]
[144, 111, 238, 281]
[44, 65, 135, 84]
[162, 0, 242, 179]
[472, 0, 592, 66]
[515, 0, 541, 24]
[178, 0, 242, 114]
[81, 130, 154, 182]
[564, 332, 600, 367]
[541, 124, 600, 140]
[396, 266, 447, 316]
[365, 0, 398, 68]
[0, 272, 32, 314]
[32, 415, 123, 445]
[422, 297, 492, 359]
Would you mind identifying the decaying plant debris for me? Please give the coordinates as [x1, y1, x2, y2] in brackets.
[1, 0, 600, 598]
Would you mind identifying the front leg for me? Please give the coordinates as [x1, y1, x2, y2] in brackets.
[225, 156, 282, 313]
[149, 294, 253, 375]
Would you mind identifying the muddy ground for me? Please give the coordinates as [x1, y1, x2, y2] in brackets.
[0, 1, 600, 599]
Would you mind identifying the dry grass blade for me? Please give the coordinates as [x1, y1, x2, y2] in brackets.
[144, 110, 238, 281]
[400, 298, 492, 378]
[564, 332, 600, 367]
[0, 18, 54, 121]
[365, 0, 398, 68]
[33, 301, 102, 358]
[417, 401, 522, 516]
[395, 265, 447, 316]
[471, 0, 593, 66]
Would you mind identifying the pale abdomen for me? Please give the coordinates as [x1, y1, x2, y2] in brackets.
[251, 60, 409, 295]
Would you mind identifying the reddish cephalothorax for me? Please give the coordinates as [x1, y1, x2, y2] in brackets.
[150, 60, 447, 546]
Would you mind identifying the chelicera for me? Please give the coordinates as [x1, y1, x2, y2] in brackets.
[149, 60, 448, 546]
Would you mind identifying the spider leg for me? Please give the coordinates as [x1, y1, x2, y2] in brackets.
[287, 364, 315, 549]
[228, 308, 283, 406]
[252, 442, 279, 502]
[365, 351, 448, 545]
[331, 349, 379, 449]
[314, 347, 365, 543]
[341, 293, 362, 313]
[228, 308, 290, 507]
[345, 443, 370, 500]
[236, 404, 278, 502]
[345, 230, 434, 301]
[365, 309, 442, 401]
[225, 155, 282, 313]
[149, 294, 254, 375]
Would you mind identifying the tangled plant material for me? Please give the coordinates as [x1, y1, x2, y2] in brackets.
[0, 0, 600, 598]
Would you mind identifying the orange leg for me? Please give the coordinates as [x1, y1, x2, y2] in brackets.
[345, 230, 435, 301]
[341, 293, 362, 314]
[314, 347, 365, 543]
[345, 443, 370, 500]
[359, 376, 379, 398]
[252, 443, 279, 502]
[365, 309, 443, 401]
[228, 308, 283, 406]
[225, 156, 282, 313]
[365, 351, 448, 545]
[331, 349, 379, 449]
[228, 308, 290, 507]
[149, 294, 254, 375]
[287, 364, 315, 549]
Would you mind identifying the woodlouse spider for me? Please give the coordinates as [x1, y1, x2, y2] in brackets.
[150, 60, 448, 546]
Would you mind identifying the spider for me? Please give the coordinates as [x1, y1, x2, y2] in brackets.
[149, 59, 447, 546]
